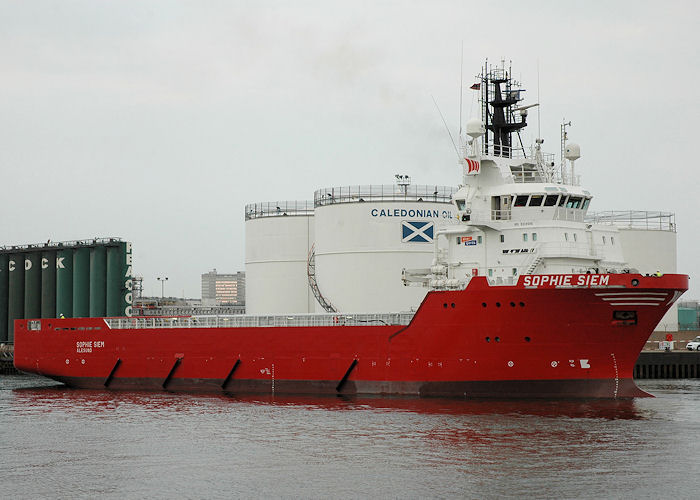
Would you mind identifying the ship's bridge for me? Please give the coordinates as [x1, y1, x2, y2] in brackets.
[454, 183, 593, 225]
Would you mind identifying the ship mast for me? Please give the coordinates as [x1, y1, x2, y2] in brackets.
[479, 59, 528, 158]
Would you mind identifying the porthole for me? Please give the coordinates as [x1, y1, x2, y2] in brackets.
[485, 337, 490, 342]
[631, 279, 639, 287]
[482, 302, 487, 307]
[525, 336, 531, 342]
[451, 303, 456, 308]
[495, 336, 501, 342]
[510, 302, 516, 307]
[496, 302, 501, 308]
[519, 302, 525, 307]
[443, 303, 448, 308]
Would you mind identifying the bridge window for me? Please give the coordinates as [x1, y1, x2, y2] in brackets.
[566, 196, 583, 208]
[558, 195, 568, 207]
[529, 195, 544, 206]
[514, 195, 529, 207]
[582, 198, 591, 209]
[456, 199, 466, 210]
[544, 194, 559, 206]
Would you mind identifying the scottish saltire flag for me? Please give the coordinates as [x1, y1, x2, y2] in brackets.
[402, 221, 434, 243]
[465, 158, 480, 175]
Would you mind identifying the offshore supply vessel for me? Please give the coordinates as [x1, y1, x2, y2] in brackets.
[14, 62, 688, 398]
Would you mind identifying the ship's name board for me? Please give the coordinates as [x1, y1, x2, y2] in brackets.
[370, 208, 453, 219]
[76, 340, 105, 353]
[523, 274, 610, 288]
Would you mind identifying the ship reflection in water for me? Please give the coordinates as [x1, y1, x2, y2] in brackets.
[3, 376, 699, 498]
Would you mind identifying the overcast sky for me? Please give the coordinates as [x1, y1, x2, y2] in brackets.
[1, 0, 699, 299]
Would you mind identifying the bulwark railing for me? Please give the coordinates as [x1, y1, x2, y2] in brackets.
[104, 312, 414, 330]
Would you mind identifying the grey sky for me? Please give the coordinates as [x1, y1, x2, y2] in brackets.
[2, 0, 699, 299]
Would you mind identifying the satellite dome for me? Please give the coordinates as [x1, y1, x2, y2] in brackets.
[466, 119, 485, 139]
[565, 143, 581, 161]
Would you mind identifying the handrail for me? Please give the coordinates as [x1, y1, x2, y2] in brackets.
[586, 211, 676, 231]
[314, 185, 457, 207]
[1, 237, 124, 252]
[307, 243, 337, 313]
[245, 200, 314, 220]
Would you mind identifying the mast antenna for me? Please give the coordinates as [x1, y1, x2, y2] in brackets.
[459, 41, 464, 144]
[432, 94, 460, 161]
[537, 59, 541, 139]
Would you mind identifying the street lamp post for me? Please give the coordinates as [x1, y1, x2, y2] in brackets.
[157, 276, 168, 298]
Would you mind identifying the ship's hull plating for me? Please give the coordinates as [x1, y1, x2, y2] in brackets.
[14, 274, 688, 399]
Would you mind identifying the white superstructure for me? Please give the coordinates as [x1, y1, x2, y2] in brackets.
[400, 61, 678, 329]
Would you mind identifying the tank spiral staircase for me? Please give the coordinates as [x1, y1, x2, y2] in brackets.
[307, 244, 338, 313]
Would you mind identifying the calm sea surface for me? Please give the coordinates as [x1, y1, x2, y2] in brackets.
[2, 375, 700, 499]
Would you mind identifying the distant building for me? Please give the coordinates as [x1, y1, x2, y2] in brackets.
[201, 269, 245, 306]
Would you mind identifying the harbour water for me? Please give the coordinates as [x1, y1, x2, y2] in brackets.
[2, 375, 699, 499]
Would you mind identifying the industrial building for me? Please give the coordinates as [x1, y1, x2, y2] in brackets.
[245, 179, 458, 314]
[201, 269, 245, 306]
[0, 238, 132, 342]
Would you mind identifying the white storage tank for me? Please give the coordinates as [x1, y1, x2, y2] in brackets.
[312, 183, 457, 313]
[245, 201, 315, 314]
[587, 211, 678, 331]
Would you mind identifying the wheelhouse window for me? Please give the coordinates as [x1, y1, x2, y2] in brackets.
[558, 195, 569, 207]
[566, 196, 583, 209]
[529, 195, 544, 206]
[582, 198, 591, 209]
[455, 199, 466, 210]
[514, 195, 529, 207]
[544, 194, 559, 206]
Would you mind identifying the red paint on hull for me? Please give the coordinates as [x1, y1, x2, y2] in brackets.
[14, 274, 688, 399]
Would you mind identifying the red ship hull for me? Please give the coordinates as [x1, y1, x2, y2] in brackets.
[14, 274, 688, 398]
